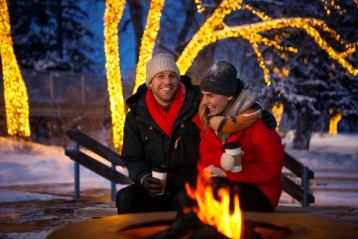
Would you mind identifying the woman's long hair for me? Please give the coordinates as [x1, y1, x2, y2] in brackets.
[199, 100, 210, 132]
[198, 78, 244, 132]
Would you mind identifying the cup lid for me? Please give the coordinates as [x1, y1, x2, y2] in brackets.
[224, 142, 241, 149]
[152, 166, 167, 172]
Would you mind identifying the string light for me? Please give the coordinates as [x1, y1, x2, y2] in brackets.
[177, 0, 243, 74]
[133, 0, 165, 93]
[104, 0, 126, 151]
[273, 66, 289, 78]
[329, 109, 341, 135]
[320, 0, 345, 15]
[104, 0, 357, 148]
[339, 42, 358, 58]
[252, 42, 271, 85]
[195, 0, 206, 13]
[272, 103, 283, 132]
[240, 4, 271, 21]
[177, 3, 358, 86]
[0, 0, 30, 137]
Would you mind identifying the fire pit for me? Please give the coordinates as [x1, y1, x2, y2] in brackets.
[46, 211, 356, 239]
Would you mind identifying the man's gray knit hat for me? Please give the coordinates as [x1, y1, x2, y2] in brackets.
[200, 61, 239, 96]
[146, 53, 180, 86]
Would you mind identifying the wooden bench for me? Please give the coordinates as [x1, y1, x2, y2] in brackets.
[65, 129, 130, 201]
[282, 152, 315, 206]
[65, 130, 315, 206]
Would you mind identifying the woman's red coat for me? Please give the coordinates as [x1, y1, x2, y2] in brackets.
[193, 115, 284, 208]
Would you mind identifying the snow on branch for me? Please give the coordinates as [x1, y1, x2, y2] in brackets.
[177, 0, 358, 86]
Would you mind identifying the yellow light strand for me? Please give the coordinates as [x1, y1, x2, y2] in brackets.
[178, 12, 357, 86]
[329, 110, 341, 135]
[133, 0, 165, 93]
[177, 0, 243, 74]
[339, 42, 358, 58]
[225, 18, 357, 77]
[241, 4, 271, 21]
[252, 33, 298, 53]
[300, 23, 357, 76]
[320, 0, 345, 15]
[195, 0, 205, 13]
[104, 0, 126, 151]
[272, 103, 283, 132]
[252, 42, 271, 86]
[0, 0, 30, 137]
[273, 66, 289, 78]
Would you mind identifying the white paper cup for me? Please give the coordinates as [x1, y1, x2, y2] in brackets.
[152, 170, 167, 195]
[231, 165, 242, 172]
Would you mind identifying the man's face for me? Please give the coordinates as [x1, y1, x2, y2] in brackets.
[201, 91, 233, 116]
[148, 71, 179, 107]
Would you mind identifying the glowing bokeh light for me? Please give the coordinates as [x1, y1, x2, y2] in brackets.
[195, 0, 205, 13]
[104, 0, 126, 151]
[176, 0, 357, 86]
[329, 109, 342, 135]
[272, 103, 283, 132]
[320, 0, 345, 15]
[104, 0, 357, 148]
[0, 0, 30, 137]
[133, 0, 165, 93]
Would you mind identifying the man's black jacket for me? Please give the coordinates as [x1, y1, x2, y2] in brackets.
[122, 76, 201, 195]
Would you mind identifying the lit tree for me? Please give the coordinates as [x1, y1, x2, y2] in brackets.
[257, 0, 357, 149]
[0, 0, 30, 137]
[104, 0, 357, 150]
[133, 0, 165, 92]
[104, 0, 126, 151]
[2, 0, 356, 149]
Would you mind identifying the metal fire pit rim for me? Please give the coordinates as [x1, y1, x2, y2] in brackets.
[46, 211, 357, 239]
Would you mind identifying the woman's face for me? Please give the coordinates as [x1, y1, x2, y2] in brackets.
[201, 91, 233, 116]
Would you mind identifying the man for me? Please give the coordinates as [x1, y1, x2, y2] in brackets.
[116, 53, 201, 213]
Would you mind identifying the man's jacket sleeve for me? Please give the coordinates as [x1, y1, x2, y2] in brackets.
[121, 111, 151, 184]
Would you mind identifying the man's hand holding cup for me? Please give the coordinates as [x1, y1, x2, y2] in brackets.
[141, 167, 167, 196]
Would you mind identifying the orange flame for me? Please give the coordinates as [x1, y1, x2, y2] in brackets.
[185, 173, 242, 239]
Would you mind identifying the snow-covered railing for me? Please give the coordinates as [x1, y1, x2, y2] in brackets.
[65, 129, 130, 201]
[282, 152, 315, 206]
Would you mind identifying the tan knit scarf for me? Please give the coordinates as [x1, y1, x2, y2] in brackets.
[209, 89, 262, 142]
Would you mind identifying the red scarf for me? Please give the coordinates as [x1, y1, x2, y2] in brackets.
[146, 83, 186, 136]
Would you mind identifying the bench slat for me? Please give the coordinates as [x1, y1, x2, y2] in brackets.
[284, 152, 314, 179]
[282, 174, 314, 204]
[66, 129, 125, 166]
[65, 149, 130, 184]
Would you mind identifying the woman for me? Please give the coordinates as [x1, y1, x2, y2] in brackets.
[193, 61, 284, 212]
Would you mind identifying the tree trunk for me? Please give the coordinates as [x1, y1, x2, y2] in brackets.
[127, 0, 144, 63]
[56, 0, 63, 59]
[293, 111, 316, 150]
[175, 0, 196, 55]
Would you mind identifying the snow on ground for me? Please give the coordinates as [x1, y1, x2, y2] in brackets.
[0, 137, 115, 187]
[0, 132, 357, 205]
[0, 189, 60, 203]
[0, 136, 127, 202]
[281, 131, 358, 207]
[282, 131, 358, 170]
